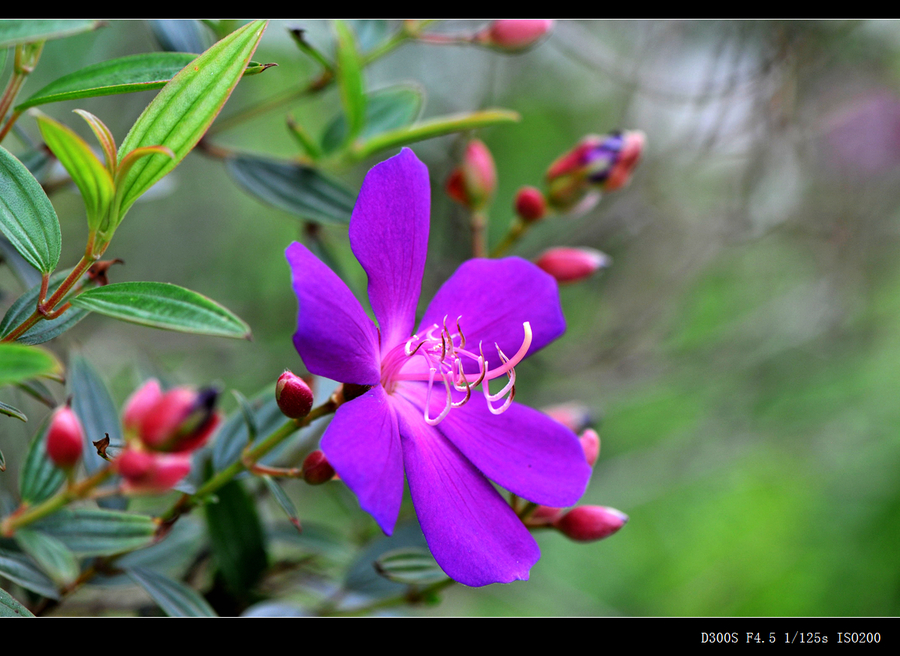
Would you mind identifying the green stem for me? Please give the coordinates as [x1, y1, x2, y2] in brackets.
[1, 467, 114, 536]
[0, 254, 96, 343]
[0, 42, 44, 144]
[490, 219, 528, 258]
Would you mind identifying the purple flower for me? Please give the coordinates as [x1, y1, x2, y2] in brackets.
[286, 148, 591, 586]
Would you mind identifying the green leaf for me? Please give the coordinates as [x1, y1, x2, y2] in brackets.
[126, 566, 217, 616]
[225, 154, 355, 224]
[0, 146, 62, 273]
[0, 267, 91, 345]
[322, 84, 423, 154]
[117, 20, 267, 217]
[0, 585, 35, 617]
[354, 108, 521, 160]
[348, 20, 390, 53]
[0, 20, 99, 49]
[204, 479, 267, 598]
[67, 353, 123, 479]
[1, 400, 27, 422]
[374, 547, 447, 585]
[0, 344, 61, 387]
[19, 420, 65, 504]
[334, 20, 366, 145]
[262, 476, 302, 533]
[30, 508, 155, 557]
[16, 52, 197, 111]
[150, 19, 210, 54]
[0, 548, 59, 599]
[35, 113, 114, 233]
[70, 281, 252, 339]
[15, 529, 79, 586]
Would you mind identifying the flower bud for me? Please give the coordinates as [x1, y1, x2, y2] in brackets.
[530, 505, 563, 523]
[579, 428, 600, 467]
[138, 386, 220, 453]
[122, 378, 163, 434]
[535, 247, 611, 283]
[541, 402, 593, 433]
[116, 448, 193, 494]
[302, 450, 335, 485]
[546, 130, 645, 211]
[46, 406, 84, 470]
[552, 505, 628, 542]
[474, 20, 554, 52]
[445, 140, 497, 211]
[275, 370, 314, 419]
[514, 186, 547, 223]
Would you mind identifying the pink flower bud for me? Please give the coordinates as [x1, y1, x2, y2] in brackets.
[514, 186, 547, 223]
[553, 505, 628, 542]
[46, 406, 84, 470]
[116, 448, 193, 494]
[445, 140, 497, 210]
[302, 450, 336, 485]
[276, 370, 314, 419]
[530, 505, 563, 523]
[138, 386, 220, 453]
[535, 247, 611, 283]
[122, 378, 163, 434]
[476, 20, 554, 52]
[579, 428, 600, 467]
[546, 130, 646, 211]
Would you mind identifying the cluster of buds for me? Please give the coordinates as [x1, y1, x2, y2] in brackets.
[535, 246, 611, 284]
[473, 20, 554, 52]
[545, 130, 645, 212]
[445, 139, 497, 211]
[527, 410, 628, 542]
[115, 379, 221, 493]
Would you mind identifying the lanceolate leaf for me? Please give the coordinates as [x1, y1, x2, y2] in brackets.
[225, 154, 355, 224]
[0, 548, 59, 599]
[0, 235, 42, 290]
[0, 146, 62, 274]
[334, 20, 366, 145]
[1, 400, 27, 422]
[70, 281, 252, 339]
[0, 20, 100, 49]
[16, 52, 196, 111]
[67, 353, 123, 478]
[15, 529, 79, 586]
[0, 586, 35, 617]
[126, 566, 217, 617]
[117, 20, 267, 216]
[35, 113, 114, 233]
[30, 508, 156, 557]
[19, 421, 65, 504]
[374, 547, 447, 585]
[0, 344, 61, 387]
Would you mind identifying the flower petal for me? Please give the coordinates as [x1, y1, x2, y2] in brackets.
[349, 148, 431, 353]
[321, 385, 404, 535]
[436, 392, 591, 508]
[393, 392, 540, 587]
[286, 242, 380, 385]
[418, 257, 565, 372]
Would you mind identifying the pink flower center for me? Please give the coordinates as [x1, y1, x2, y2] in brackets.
[380, 317, 533, 425]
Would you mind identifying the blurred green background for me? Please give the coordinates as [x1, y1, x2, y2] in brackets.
[4, 20, 900, 616]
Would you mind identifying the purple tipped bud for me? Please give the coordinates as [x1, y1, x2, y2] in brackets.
[546, 130, 646, 211]
[553, 505, 628, 542]
[514, 186, 547, 223]
[445, 140, 497, 210]
[46, 406, 84, 470]
[302, 450, 335, 485]
[138, 386, 220, 453]
[535, 247, 611, 283]
[276, 370, 314, 419]
[579, 428, 600, 467]
[475, 20, 554, 52]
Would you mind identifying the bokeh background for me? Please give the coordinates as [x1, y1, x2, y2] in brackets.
[3, 19, 900, 616]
